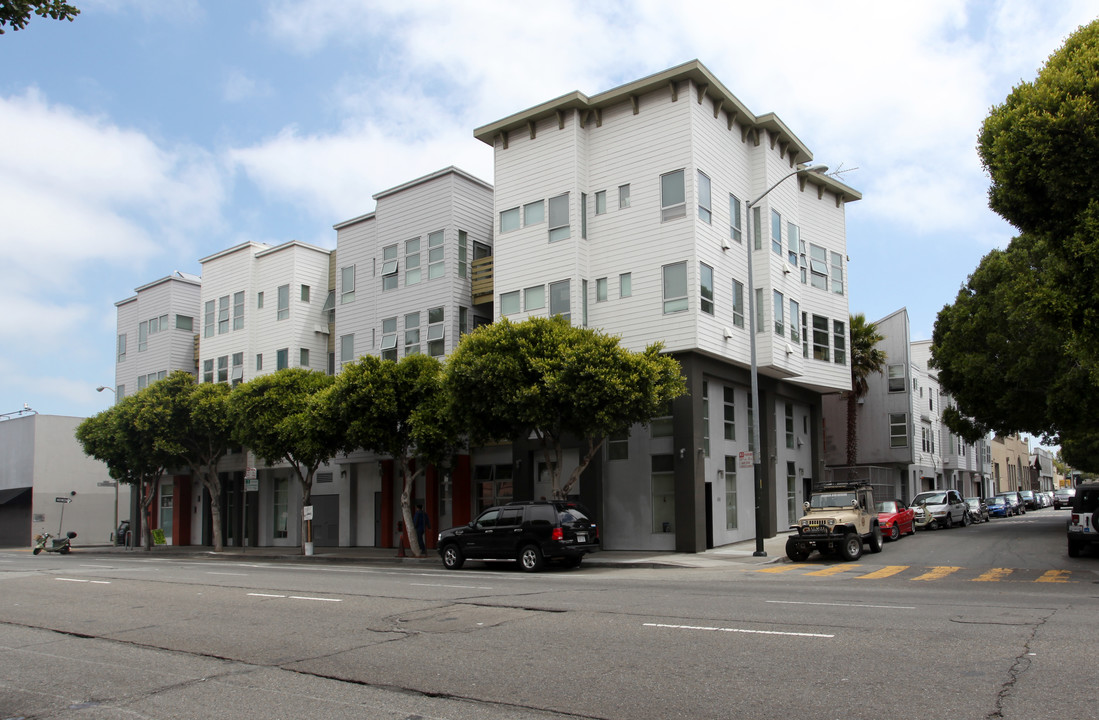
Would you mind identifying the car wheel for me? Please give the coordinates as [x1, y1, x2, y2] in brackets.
[868, 526, 883, 553]
[1068, 538, 1081, 558]
[840, 533, 863, 561]
[889, 525, 901, 541]
[943, 514, 953, 530]
[441, 544, 465, 570]
[962, 511, 970, 527]
[785, 539, 810, 562]
[519, 544, 544, 572]
[59, 546, 70, 554]
[32, 547, 41, 555]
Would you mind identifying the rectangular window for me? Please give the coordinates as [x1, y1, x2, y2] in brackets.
[218, 295, 230, 334]
[203, 358, 213, 384]
[729, 194, 742, 242]
[301, 285, 310, 302]
[340, 334, 354, 364]
[459, 306, 469, 336]
[581, 192, 587, 239]
[801, 312, 809, 358]
[341, 266, 356, 304]
[273, 477, 288, 538]
[458, 231, 468, 279]
[500, 207, 520, 233]
[755, 288, 764, 334]
[175, 315, 193, 331]
[524, 285, 545, 311]
[549, 279, 570, 323]
[773, 290, 784, 336]
[662, 261, 688, 313]
[595, 190, 606, 215]
[405, 237, 421, 286]
[831, 251, 845, 294]
[698, 171, 712, 223]
[607, 429, 629, 460]
[652, 455, 676, 533]
[618, 183, 630, 209]
[404, 312, 420, 356]
[117, 333, 127, 361]
[702, 381, 710, 458]
[787, 461, 798, 521]
[231, 352, 243, 386]
[582, 279, 588, 327]
[500, 290, 520, 315]
[723, 386, 735, 440]
[787, 223, 799, 266]
[785, 403, 795, 449]
[233, 291, 245, 330]
[789, 299, 800, 343]
[812, 315, 830, 361]
[139, 320, 148, 351]
[548, 193, 570, 242]
[753, 206, 762, 250]
[297, 348, 308, 368]
[427, 307, 445, 357]
[890, 413, 908, 447]
[809, 244, 828, 289]
[596, 277, 608, 302]
[524, 200, 544, 226]
[276, 348, 288, 370]
[660, 170, 686, 221]
[256, 353, 262, 371]
[732, 280, 744, 328]
[381, 245, 398, 291]
[700, 263, 714, 315]
[771, 209, 782, 255]
[257, 291, 264, 309]
[274, 285, 288, 321]
[217, 355, 228, 383]
[888, 364, 906, 392]
[833, 320, 847, 365]
[620, 272, 632, 298]
[650, 401, 673, 438]
[725, 456, 738, 529]
[427, 230, 445, 279]
[381, 317, 397, 361]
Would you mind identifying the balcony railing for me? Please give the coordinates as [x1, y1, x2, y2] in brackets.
[472, 256, 493, 306]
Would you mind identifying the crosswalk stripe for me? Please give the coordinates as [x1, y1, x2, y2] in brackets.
[972, 568, 1013, 582]
[857, 565, 907, 579]
[910, 566, 961, 581]
[803, 565, 857, 577]
[1035, 570, 1071, 583]
[756, 564, 806, 573]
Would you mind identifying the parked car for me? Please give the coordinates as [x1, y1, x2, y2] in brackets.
[1054, 488, 1075, 509]
[876, 499, 915, 541]
[437, 500, 599, 572]
[912, 489, 969, 529]
[965, 497, 989, 523]
[1067, 483, 1099, 557]
[1019, 490, 1038, 510]
[1002, 491, 1025, 515]
[986, 496, 1012, 518]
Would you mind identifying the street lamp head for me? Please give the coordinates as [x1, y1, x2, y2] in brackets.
[802, 164, 828, 174]
[96, 386, 107, 392]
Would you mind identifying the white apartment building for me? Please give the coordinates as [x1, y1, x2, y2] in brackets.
[475, 61, 861, 552]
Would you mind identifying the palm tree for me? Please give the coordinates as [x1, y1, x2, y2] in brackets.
[847, 313, 887, 466]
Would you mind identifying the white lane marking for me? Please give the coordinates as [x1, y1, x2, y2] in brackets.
[288, 596, 341, 602]
[56, 578, 110, 584]
[644, 622, 833, 639]
[247, 593, 285, 598]
[79, 564, 115, 569]
[767, 600, 915, 610]
[410, 583, 493, 590]
[206, 572, 249, 576]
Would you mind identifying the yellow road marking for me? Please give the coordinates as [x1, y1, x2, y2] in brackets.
[972, 568, 1013, 582]
[803, 565, 857, 577]
[755, 564, 807, 573]
[1035, 570, 1071, 583]
[910, 566, 961, 581]
[857, 565, 908, 579]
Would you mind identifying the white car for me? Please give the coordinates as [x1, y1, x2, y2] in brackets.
[912, 489, 969, 529]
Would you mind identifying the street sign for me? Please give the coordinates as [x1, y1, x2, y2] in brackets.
[245, 477, 258, 492]
[54, 497, 72, 503]
[244, 467, 257, 480]
[302, 505, 314, 521]
[739, 451, 754, 469]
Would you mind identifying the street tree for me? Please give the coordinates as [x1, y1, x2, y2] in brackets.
[142, 372, 233, 552]
[75, 391, 171, 550]
[0, 0, 78, 33]
[228, 368, 339, 554]
[327, 354, 456, 557]
[447, 316, 686, 499]
[846, 313, 886, 466]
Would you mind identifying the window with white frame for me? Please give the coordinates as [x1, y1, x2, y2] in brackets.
[723, 386, 735, 440]
[275, 285, 289, 321]
[202, 358, 213, 384]
[340, 334, 354, 365]
[787, 461, 798, 521]
[702, 381, 710, 457]
[833, 319, 846, 364]
[890, 413, 908, 447]
[785, 403, 795, 448]
[618, 183, 630, 209]
[524, 285, 545, 311]
[405, 237, 421, 286]
[774, 290, 784, 335]
[548, 194, 570, 242]
[698, 171, 711, 223]
[660, 170, 686, 221]
[549, 279, 570, 323]
[753, 206, 762, 250]
[404, 312, 420, 355]
[233, 291, 245, 330]
[831, 251, 844, 294]
[232, 352, 243, 386]
[428, 231, 445, 279]
[729, 194, 742, 242]
[217, 354, 228, 383]
[381, 245, 398, 291]
[595, 190, 606, 215]
[257, 291, 264, 308]
[500, 207, 520, 233]
[218, 295, 230, 333]
[427, 307, 445, 357]
[662, 261, 687, 313]
[787, 222, 799, 266]
[888, 364, 905, 392]
[524, 200, 543, 226]
[500, 290, 520, 315]
[256, 353, 263, 371]
[459, 306, 469, 336]
[732, 279, 744, 328]
[771, 209, 782, 255]
[457, 231, 469, 279]
[809, 244, 828, 289]
[755, 288, 764, 334]
[700, 263, 714, 315]
[301, 285, 310, 303]
[299, 348, 309, 368]
[175, 315, 193, 331]
[596, 277, 608, 302]
[381, 317, 397, 361]
[581, 192, 587, 239]
[725, 456, 738, 529]
[620, 272, 632, 298]
[582, 279, 588, 327]
[811, 315, 829, 361]
[789, 299, 800, 343]
[117, 333, 126, 361]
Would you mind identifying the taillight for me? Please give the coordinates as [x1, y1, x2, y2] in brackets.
[1072, 513, 1079, 525]
[552, 528, 564, 541]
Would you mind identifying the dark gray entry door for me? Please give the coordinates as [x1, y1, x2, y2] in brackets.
[312, 495, 339, 547]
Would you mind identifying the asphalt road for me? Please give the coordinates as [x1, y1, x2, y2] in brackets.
[1, 509, 1096, 720]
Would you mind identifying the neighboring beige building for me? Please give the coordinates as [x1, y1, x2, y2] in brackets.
[990, 433, 1031, 493]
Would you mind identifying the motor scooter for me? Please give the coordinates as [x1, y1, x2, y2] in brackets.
[33, 531, 77, 555]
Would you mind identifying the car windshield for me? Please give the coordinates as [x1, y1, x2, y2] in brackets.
[876, 501, 899, 513]
[912, 492, 946, 505]
[811, 492, 856, 508]
[987, 497, 1004, 505]
[966, 498, 980, 507]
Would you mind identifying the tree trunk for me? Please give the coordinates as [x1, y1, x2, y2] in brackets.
[140, 477, 156, 551]
[845, 391, 859, 466]
[295, 465, 313, 556]
[197, 462, 224, 552]
[399, 457, 423, 557]
[560, 436, 605, 498]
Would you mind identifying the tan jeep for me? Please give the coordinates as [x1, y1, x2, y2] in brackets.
[786, 483, 883, 562]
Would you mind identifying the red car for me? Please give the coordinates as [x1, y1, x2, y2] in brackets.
[876, 499, 915, 541]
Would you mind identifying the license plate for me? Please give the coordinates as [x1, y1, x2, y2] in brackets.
[576, 533, 587, 543]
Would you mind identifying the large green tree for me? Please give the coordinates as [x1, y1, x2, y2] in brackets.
[143, 372, 233, 552]
[846, 313, 886, 466]
[228, 368, 340, 554]
[0, 1, 79, 33]
[326, 354, 457, 557]
[932, 19, 1099, 469]
[447, 316, 686, 498]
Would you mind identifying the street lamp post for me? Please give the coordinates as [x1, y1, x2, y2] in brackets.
[744, 164, 828, 556]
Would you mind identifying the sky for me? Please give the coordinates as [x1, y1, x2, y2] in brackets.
[1, 0, 1097, 421]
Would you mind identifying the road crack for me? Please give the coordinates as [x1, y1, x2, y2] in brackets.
[987, 608, 1055, 718]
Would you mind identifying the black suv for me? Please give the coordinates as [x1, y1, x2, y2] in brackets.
[1067, 483, 1099, 557]
[437, 500, 599, 572]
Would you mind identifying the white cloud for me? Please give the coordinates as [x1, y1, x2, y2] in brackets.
[223, 69, 274, 103]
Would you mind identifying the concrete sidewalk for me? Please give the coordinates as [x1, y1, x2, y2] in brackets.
[11, 533, 792, 569]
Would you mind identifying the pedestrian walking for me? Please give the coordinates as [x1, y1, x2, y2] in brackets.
[413, 503, 430, 554]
